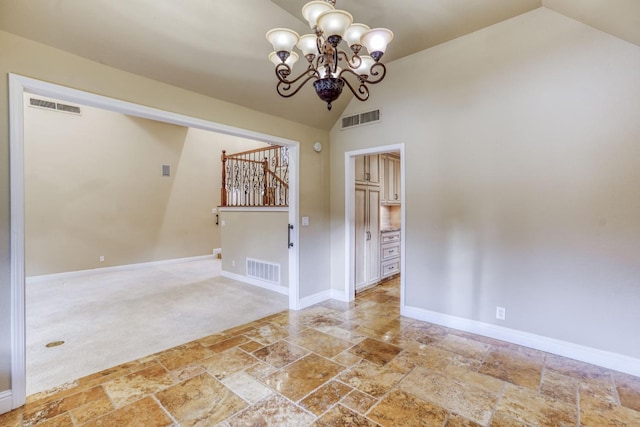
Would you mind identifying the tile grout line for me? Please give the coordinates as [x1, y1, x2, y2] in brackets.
[151, 394, 182, 427]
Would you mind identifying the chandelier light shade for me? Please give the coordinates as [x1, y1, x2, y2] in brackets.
[361, 28, 394, 60]
[344, 23, 370, 49]
[266, 28, 300, 55]
[301, 1, 334, 28]
[316, 10, 353, 40]
[266, 0, 393, 110]
[297, 34, 318, 57]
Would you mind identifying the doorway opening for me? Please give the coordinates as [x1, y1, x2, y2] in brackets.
[345, 144, 405, 306]
[9, 74, 300, 408]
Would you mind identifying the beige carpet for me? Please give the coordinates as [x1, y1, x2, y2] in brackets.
[26, 257, 288, 395]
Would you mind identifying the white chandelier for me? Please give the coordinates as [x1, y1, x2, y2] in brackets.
[266, 0, 393, 110]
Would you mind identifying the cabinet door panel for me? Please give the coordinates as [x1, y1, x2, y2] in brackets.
[355, 186, 367, 289]
[367, 187, 381, 284]
[355, 156, 367, 184]
[392, 157, 401, 202]
[388, 158, 396, 202]
[367, 155, 380, 186]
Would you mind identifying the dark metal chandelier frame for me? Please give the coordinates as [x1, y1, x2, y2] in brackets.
[267, 0, 393, 110]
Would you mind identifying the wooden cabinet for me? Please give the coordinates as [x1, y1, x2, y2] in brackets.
[355, 154, 380, 186]
[380, 154, 400, 205]
[355, 184, 380, 291]
[380, 230, 401, 278]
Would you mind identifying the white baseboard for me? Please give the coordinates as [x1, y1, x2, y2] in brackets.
[299, 290, 332, 309]
[330, 289, 350, 302]
[221, 271, 288, 296]
[402, 305, 640, 377]
[26, 255, 216, 284]
[0, 390, 13, 415]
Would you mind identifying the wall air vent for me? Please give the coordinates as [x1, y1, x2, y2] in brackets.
[340, 109, 381, 130]
[56, 103, 81, 114]
[29, 98, 56, 110]
[29, 97, 82, 115]
[246, 258, 280, 285]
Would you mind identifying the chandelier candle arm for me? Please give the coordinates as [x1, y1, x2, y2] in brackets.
[336, 50, 362, 71]
[266, 0, 392, 110]
[275, 64, 318, 98]
[340, 73, 370, 101]
[360, 62, 387, 85]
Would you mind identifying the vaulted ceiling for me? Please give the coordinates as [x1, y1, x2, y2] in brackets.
[1, 0, 638, 130]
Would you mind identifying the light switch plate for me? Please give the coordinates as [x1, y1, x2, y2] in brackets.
[302, 216, 310, 226]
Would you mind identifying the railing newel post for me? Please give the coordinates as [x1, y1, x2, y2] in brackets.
[221, 150, 227, 207]
[263, 156, 269, 206]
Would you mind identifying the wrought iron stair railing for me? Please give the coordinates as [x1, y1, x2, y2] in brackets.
[221, 145, 289, 207]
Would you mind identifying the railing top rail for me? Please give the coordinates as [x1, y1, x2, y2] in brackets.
[223, 145, 279, 158]
[226, 158, 267, 165]
[265, 169, 289, 188]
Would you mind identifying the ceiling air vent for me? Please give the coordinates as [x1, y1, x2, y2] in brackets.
[29, 97, 82, 115]
[340, 109, 381, 130]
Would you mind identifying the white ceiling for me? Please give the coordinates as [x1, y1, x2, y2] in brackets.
[1, 0, 638, 130]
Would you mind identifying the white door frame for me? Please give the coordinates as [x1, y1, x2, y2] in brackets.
[8, 73, 300, 408]
[344, 143, 405, 304]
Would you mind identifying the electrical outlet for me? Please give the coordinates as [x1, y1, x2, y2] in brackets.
[496, 306, 506, 320]
[99, 255, 105, 263]
[231, 260, 235, 267]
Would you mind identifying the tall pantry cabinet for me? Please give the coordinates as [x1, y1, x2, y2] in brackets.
[355, 155, 380, 290]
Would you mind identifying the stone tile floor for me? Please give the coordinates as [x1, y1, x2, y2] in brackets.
[2, 278, 640, 426]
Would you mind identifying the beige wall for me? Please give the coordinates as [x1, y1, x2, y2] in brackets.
[331, 9, 640, 359]
[220, 210, 289, 290]
[24, 98, 269, 276]
[0, 30, 330, 393]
